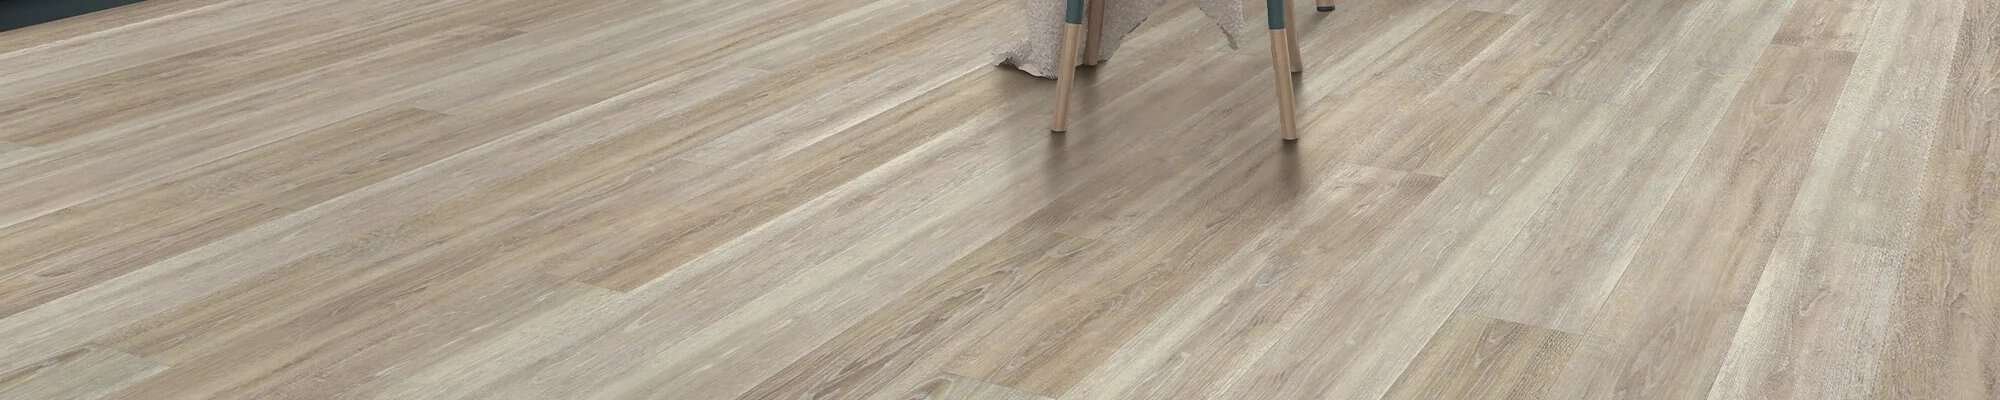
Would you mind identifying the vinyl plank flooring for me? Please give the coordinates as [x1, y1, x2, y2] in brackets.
[1708, 1, 1988, 398]
[0, 346, 161, 400]
[0, 142, 25, 167]
[0, 23, 524, 229]
[908, 374, 1052, 400]
[1333, 0, 1632, 176]
[1706, 237, 1904, 399]
[0, 0, 1987, 397]
[1772, 0, 1877, 51]
[1379, 313, 1580, 400]
[0, 108, 492, 318]
[1057, 165, 1441, 400]
[1542, 43, 1858, 399]
[1461, 0, 1803, 333]
[1221, 95, 1622, 400]
[1870, 3, 2000, 396]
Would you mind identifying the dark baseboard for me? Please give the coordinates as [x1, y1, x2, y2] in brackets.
[1, 0, 148, 32]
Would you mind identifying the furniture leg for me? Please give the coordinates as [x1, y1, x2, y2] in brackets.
[1051, 0, 1086, 133]
[1267, 0, 1300, 141]
[1083, 0, 1104, 65]
[1284, 0, 1302, 72]
[1315, 0, 1335, 12]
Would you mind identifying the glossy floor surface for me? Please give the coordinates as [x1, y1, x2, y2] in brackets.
[0, 0, 1994, 398]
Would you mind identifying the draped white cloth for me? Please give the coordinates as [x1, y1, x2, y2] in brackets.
[998, 0, 1249, 78]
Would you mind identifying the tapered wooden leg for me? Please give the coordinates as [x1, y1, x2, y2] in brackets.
[1051, 23, 1084, 133]
[1315, 0, 1335, 12]
[1284, 0, 1303, 72]
[1270, 29, 1300, 141]
[1266, 0, 1299, 140]
[1083, 0, 1104, 66]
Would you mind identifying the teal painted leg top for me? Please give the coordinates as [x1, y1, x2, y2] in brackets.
[1066, 0, 1085, 24]
[1267, 0, 1286, 29]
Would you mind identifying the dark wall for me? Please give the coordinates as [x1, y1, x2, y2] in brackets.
[1, 0, 147, 31]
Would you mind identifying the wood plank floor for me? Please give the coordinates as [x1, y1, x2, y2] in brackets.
[0, 0, 1994, 398]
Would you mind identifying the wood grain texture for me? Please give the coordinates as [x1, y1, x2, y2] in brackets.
[0, 346, 160, 400]
[1463, 0, 1807, 334]
[1543, 40, 1858, 400]
[1380, 313, 1579, 400]
[909, 374, 1052, 400]
[1772, 0, 1876, 51]
[0, 0, 1989, 398]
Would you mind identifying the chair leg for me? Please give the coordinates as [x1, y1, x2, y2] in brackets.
[1051, 1, 1086, 133]
[1315, 0, 1335, 12]
[1267, 0, 1299, 141]
[1083, 0, 1104, 66]
[1284, 0, 1302, 73]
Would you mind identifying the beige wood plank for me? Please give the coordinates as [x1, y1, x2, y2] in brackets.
[1772, 0, 1877, 51]
[1715, 1, 1993, 397]
[1294, 6, 1516, 155]
[0, 0, 1985, 397]
[0, 24, 524, 230]
[1706, 237, 1903, 399]
[1698, 3, 1971, 390]
[0, 142, 25, 167]
[1462, 0, 1823, 333]
[1537, 0, 1708, 102]
[0, 108, 491, 318]
[0, 36, 741, 375]
[1456, 0, 1538, 15]
[1868, 2, 2000, 396]
[909, 374, 1052, 400]
[1540, 44, 1858, 399]
[362, 22, 1232, 400]
[1870, 8, 2000, 391]
[0, 0, 209, 53]
[0, 0, 328, 90]
[1217, 95, 1621, 400]
[1334, 0, 1632, 176]
[102, 274, 615, 399]
[1057, 165, 1441, 400]
[361, 25, 1250, 399]
[535, 3, 1022, 290]
[1783, 0, 1965, 248]
[486, 48, 1293, 400]
[1285, 0, 1471, 111]
[0, 347, 160, 400]
[1380, 313, 1580, 400]
[0, 1, 522, 145]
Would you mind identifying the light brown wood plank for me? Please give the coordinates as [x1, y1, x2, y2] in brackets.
[1059, 166, 1441, 400]
[1295, 6, 1517, 157]
[908, 374, 1051, 400]
[0, 142, 25, 167]
[0, 23, 524, 230]
[0, 108, 487, 318]
[1540, 43, 1858, 399]
[1867, 1, 2000, 396]
[0, 0, 1985, 397]
[493, 42, 1294, 400]
[1462, 0, 1833, 333]
[1334, 0, 1633, 176]
[1713, 1, 1994, 398]
[1536, 0, 1708, 102]
[350, 11, 1246, 399]
[1783, 0, 1965, 249]
[1705, 237, 1902, 399]
[0, 0, 211, 53]
[0, 347, 160, 400]
[1220, 95, 1622, 400]
[1772, 0, 1877, 51]
[1380, 313, 1580, 400]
